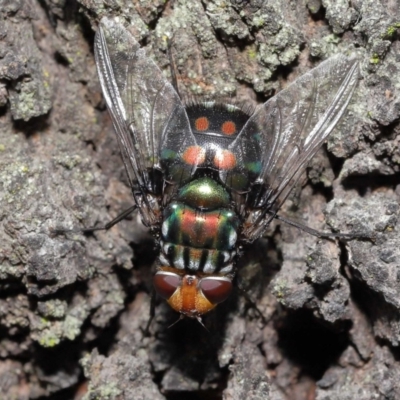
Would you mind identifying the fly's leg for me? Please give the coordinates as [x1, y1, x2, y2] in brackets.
[272, 212, 374, 240]
[82, 205, 137, 233]
[236, 278, 267, 324]
[52, 205, 137, 235]
[143, 287, 157, 337]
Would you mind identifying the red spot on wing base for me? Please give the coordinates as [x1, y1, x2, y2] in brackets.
[182, 146, 206, 165]
[214, 149, 236, 170]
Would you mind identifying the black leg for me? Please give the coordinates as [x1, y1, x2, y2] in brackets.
[52, 205, 137, 235]
[83, 205, 137, 233]
[143, 287, 156, 337]
[272, 212, 374, 240]
[236, 278, 267, 324]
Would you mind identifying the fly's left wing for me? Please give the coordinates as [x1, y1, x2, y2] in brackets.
[94, 17, 196, 227]
[224, 55, 360, 241]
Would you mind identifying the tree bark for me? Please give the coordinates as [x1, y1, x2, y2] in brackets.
[1, 0, 400, 399]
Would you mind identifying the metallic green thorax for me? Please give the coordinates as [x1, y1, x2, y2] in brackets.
[178, 177, 230, 210]
[160, 177, 239, 274]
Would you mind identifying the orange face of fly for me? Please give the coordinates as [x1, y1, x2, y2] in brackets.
[153, 268, 233, 318]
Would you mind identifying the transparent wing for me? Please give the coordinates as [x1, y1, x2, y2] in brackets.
[94, 17, 196, 227]
[234, 55, 359, 241]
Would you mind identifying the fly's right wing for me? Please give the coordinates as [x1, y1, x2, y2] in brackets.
[94, 17, 197, 227]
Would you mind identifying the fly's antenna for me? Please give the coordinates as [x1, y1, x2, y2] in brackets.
[168, 314, 185, 329]
[196, 316, 209, 332]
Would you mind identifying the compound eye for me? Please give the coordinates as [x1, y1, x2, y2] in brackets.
[153, 272, 180, 299]
[200, 277, 232, 304]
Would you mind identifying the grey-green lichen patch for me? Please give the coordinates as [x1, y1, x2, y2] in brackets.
[224, 341, 270, 399]
[203, 0, 250, 40]
[271, 278, 289, 303]
[2, 16, 52, 121]
[153, 1, 237, 97]
[93, 0, 304, 99]
[0, 52, 28, 81]
[0, 123, 125, 298]
[317, 346, 400, 399]
[37, 299, 68, 319]
[155, 0, 206, 40]
[153, 0, 219, 63]
[306, 242, 350, 323]
[53, 154, 83, 170]
[31, 297, 90, 347]
[228, 2, 303, 93]
[361, 42, 400, 126]
[35, 322, 63, 347]
[1, 1, 138, 397]
[353, 1, 400, 75]
[251, 68, 274, 93]
[0, 259, 25, 280]
[0, 360, 26, 399]
[81, 348, 165, 400]
[80, 0, 150, 39]
[339, 151, 395, 180]
[369, 53, 380, 64]
[56, 24, 93, 84]
[63, 314, 84, 341]
[371, 133, 400, 169]
[306, 0, 322, 14]
[155, 1, 300, 97]
[0, 295, 30, 333]
[8, 76, 51, 121]
[322, 0, 358, 34]
[369, 39, 391, 63]
[88, 273, 126, 328]
[132, 0, 165, 26]
[0, 160, 38, 207]
[325, 191, 400, 346]
[382, 22, 400, 39]
[245, 5, 282, 34]
[309, 34, 341, 58]
[84, 382, 123, 400]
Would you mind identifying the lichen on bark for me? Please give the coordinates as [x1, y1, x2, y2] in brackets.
[1, 0, 400, 399]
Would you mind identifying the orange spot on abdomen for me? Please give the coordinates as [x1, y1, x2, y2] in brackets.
[181, 211, 221, 247]
[221, 121, 236, 135]
[195, 117, 209, 131]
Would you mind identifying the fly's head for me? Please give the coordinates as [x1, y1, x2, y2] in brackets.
[153, 266, 233, 318]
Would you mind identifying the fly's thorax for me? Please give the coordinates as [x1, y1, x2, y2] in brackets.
[178, 176, 230, 209]
[160, 102, 262, 192]
[153, 267, 233, 317]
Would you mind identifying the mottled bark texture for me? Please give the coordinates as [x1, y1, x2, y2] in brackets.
[0, 0, 399, 399]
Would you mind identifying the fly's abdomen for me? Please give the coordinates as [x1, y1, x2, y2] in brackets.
[160, 177, 239, 274]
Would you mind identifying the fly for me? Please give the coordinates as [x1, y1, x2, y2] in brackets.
[93, 17, 359, 322]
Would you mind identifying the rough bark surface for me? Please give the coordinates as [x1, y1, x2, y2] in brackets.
[1, 0, 400, 399]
